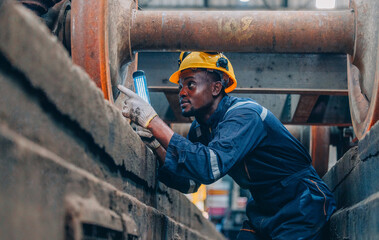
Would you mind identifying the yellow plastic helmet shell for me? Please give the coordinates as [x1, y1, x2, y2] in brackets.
[169, 52, 237, 93]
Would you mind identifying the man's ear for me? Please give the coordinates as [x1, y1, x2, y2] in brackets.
[212, 81, 223, 97]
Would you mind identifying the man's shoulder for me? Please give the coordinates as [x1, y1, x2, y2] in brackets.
[221, 96, 271, 124]
[226, 96, 262, 114]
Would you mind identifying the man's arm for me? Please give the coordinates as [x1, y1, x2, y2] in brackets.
[147, 117, 174, 149]
[134, 116, 174, 166]
[158, 166, 201, 194]
[117, 85, 266, 184]
[118, 85, 203, 192]
[153, 145, 166, 166]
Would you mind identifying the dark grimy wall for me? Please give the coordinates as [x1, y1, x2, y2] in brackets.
[323, 122, 379, 239]
[0, 1, 224, 239]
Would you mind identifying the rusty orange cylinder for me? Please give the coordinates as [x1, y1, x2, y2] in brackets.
[311, 126, 330, 178]
[131, 10, 355, 54]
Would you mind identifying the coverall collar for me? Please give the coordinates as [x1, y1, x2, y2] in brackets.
[201, 95, 231, 129]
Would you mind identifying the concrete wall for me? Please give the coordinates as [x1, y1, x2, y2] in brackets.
[323, 122, 379, 239]
[0, 1, 224, 239]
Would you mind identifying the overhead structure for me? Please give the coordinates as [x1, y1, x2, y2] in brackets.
[69, 0, 378, 139]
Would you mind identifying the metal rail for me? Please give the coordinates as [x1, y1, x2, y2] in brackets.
[148, 86, 349, 96]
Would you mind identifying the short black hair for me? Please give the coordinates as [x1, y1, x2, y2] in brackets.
[202, 69, 226, 95]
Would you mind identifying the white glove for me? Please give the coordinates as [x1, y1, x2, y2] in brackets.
[135, 126, 161, 150]
[118, 85, 158, 128]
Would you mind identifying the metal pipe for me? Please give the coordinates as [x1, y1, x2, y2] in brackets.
[131, 10, 355, 54]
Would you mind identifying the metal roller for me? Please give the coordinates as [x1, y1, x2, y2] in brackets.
[130, 10, 354, 54]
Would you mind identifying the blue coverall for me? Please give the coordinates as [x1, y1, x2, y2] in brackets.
[159, 95, 336, 239]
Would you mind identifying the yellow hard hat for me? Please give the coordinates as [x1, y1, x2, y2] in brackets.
[169, 52, 237, 93]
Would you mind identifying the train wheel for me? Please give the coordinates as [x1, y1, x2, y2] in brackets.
[71, 0, 136, 102]
[348, 0, 379, 139]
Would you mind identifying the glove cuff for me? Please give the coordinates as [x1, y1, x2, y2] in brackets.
[143, 113, 158, 128]
[150, 140, 161, 150]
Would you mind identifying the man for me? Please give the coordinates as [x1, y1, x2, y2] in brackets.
[119, 52, 336, 239]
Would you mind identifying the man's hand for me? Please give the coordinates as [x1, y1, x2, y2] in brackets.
[135, 126, 161, 150]
[118, 85, 157, 128]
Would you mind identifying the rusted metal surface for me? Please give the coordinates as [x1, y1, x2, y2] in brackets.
[292, 95, 320, 123]
[71, 0, 113, 101]
[71, 0, 136, 102]
[311, 126, 330, 177]
[107, 0, 137, 101]
[347, 0, 379, 139]
[131, 10, 355, 54]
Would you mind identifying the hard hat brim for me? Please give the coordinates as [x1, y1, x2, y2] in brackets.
[169, 70, 181, 85]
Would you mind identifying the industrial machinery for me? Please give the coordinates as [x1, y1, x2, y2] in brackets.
[3, 1, 378, 239]
[18, 0, 377, 141]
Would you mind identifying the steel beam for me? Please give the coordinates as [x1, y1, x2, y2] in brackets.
[138, 52, 348, 89]
[291, 95, 320, 123]
[149, 87, 348, 96]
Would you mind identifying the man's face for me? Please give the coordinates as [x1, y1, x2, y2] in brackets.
[178, 69, 215, 117]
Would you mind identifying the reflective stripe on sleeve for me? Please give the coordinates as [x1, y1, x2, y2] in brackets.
[226, 101, 267, 121]
[225, 101, 258, 114]
[209, 149, 221, 179]
[260, 107, 268, 121]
